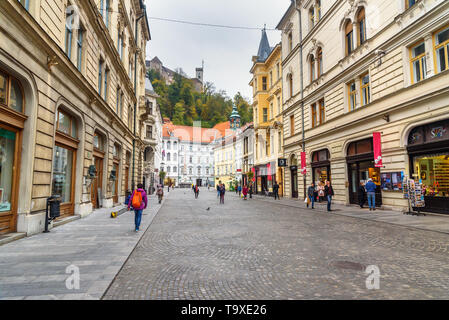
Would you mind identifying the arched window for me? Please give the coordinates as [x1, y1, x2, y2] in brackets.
[310, 55, 316, 82]
[0, 69, 25, 113]
[317, 47, 323, 77]
[167, 152, 171, 161]
[345, 20, 354, 55]
[357, 8, 366, 46]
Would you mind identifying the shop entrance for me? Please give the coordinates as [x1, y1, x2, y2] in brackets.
[91, 155, 103, 209]
[347, 138, 382, 207]
[290, 166, 298, 198]
[407, 119, 449, 214]
[196, 179, 202, 186]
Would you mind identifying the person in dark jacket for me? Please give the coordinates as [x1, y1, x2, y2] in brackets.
[273, 182, 280, 200]
[127, 183, 148, 232]
[358, 182, 366, 208]
[194, 184, 200, 199]
[219, 183, 226, 204]
[307, 182, 316, 209]
[324, 180, 335, 212]
[365, 178, 377, 211]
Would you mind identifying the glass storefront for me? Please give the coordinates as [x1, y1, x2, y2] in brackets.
[313, 167, 328, 185]
[51, 145, 73, 203]
[413, 153, 449, 198]
[0, 128, 15, 212]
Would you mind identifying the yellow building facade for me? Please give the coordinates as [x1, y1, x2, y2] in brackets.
[249, 30, 284, 196]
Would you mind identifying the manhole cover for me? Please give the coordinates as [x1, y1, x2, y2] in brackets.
[332, 260, 365, 271]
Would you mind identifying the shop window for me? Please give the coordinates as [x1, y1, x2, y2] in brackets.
[52, 145, 74, 204]
[410, 41, 426, 83]
[434, 25, 449, 73]
[0, 128, 16, 213]
[0, 71, 25, 113]
[348, 81, 357, 111]
[57, 110, 77, 139]
[360, 73, 370, 106]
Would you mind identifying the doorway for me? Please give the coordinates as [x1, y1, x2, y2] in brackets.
[91, 156, 103, 209]
[348, 160, 381, 207]
[291, 166, 298, 198]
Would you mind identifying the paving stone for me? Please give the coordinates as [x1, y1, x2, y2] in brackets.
[103, 189, 449, 300]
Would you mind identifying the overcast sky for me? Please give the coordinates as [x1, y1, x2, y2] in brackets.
[145, 0, 291, 101]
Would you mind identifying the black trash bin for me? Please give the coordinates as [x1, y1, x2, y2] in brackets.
[44, 196, 61, 233]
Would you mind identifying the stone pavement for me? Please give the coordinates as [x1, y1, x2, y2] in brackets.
[248, 193, 449, 234]
[103, 188, 449, 300]
[0, 194, 163, 300]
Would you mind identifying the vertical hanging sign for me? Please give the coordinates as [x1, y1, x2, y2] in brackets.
[300, 152, 307, 175]
[373, 132, 383, 168]
[251, 167, 255, 182]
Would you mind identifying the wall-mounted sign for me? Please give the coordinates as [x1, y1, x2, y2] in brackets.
[278, 158, 287, 167]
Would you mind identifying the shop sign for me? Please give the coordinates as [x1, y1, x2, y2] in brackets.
[300, 152, 307, 175]
[373, 132, 383, 168]
[278, 158, 287, 167]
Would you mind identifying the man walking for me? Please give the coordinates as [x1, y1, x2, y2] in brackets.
[219, 183, 226, 204]
[128, 183, 148, 232]
[156, 183, 164, 204]
[194, 184, 200, 199]
[217, 181, 221, 198]
[273, 182, 280, 200]
[365, 178, 377, 211]
[307, 182, 316, 209]
[324, 180, 334, 212]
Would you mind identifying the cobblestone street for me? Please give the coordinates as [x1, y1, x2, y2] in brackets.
[103, 188, 449, 300]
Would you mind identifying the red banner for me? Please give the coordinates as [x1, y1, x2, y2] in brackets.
[267, 163, 272, 181]
[251, 167, 255, 182]
[300, 152, 307, 175]
[373, 132, 383, 168]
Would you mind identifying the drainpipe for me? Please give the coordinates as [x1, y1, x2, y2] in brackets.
[295, 0, 306, 199]
[132, 10, 146, 190]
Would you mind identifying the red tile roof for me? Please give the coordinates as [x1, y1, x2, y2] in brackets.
[162, 120, 231, 143]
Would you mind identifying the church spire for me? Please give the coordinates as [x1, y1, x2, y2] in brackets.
[256, 27, 272, 62]
[229, 104, 241, 131]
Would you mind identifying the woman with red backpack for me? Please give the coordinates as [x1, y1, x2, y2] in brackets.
[127, 183, 148, 232]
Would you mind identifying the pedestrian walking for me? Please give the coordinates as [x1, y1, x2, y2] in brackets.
[156, 184, 164, 204]
[318, 182, 325, 202]
[128, 183, 148, 232]
[273, 182, 280, 200]
[307, 182, 316, 209]
[249, 183, 253, 199]
[238, 185, 242, 197]
[219, 183, 226, 204]
[324, 180, 334, 212]
[365, 178, 377, 211]
[242, 185, 248, 200]
[217, 182, 221, 198]
[358, 182, 366, 209]
[194, 184, 200, 199]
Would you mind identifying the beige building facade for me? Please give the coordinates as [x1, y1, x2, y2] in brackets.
[0, 0, 150, 235]
[278, 0, 449, 214]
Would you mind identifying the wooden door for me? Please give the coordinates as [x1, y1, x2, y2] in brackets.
[0, 124, 21, 234]
[91, 156, 103, 209]
[291, 168, 298, 198]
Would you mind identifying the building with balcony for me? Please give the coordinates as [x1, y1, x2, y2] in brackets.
[0, 0, 150, 235]
[277, 0, 449, 214]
